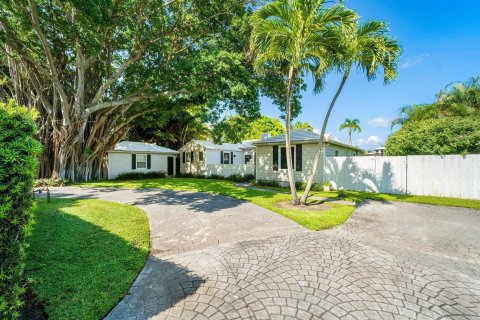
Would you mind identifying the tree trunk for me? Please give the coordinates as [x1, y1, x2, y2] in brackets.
[285, 66, 299, 204]
[300, 66, 351, 204]
[349, 132, 352, 145]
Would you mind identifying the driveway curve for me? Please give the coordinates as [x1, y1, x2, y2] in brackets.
[47, 187, 480, 320]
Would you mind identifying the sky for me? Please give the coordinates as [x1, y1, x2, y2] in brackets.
[259, 0, 480, 150]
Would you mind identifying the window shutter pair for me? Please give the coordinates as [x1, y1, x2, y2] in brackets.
[131, 154, 151, 169]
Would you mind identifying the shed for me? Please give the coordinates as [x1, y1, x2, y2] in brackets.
[107, 141, 178, 180]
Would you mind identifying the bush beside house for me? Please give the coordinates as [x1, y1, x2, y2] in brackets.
[386, 117, 480, 156]
[0, 101, 41, 319]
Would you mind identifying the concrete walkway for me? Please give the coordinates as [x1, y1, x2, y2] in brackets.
[46, 187, 480, 319]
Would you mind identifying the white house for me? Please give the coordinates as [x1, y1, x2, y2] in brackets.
[253, 130, 364, 184]
[107, 141, 178, 180]
[179, 140, 256, 177]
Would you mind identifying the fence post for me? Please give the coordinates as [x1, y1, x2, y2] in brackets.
[405, 155, 408, 195]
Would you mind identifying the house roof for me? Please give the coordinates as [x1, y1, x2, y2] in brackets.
[110, 141, 178, 154]
[253, 129, 364, 152]
[192, 140, 256, 151]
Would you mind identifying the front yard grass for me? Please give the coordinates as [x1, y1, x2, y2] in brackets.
[25, 198, 150, 320]
[310, 190, 480, 209]
[77, 178, 356, 230]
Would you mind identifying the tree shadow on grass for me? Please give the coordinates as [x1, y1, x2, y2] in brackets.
[25, 198, 203, 319]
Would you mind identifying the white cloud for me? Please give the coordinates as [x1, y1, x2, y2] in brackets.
[367, 117, 391, 128]
[355, 135, 383, 149]
[400, 53, 430, 69]
[313, 128, 321, 135]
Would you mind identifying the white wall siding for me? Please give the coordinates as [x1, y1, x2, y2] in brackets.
[179, 141, 206, 175]
[205, 164, 254, 177]
[108, 152, 176, 179]
[206, 150, 244, 165]
[255, 143, 324, 183]
[325, 154, 480, 200]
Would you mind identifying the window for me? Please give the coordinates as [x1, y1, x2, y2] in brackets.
[199, 151, 204, 161]
[222, 152, 230, 164]
[136, 154, 147, 169]
[186, 152, 191, 162]
[245, 154, 252, 164]
[280, 147, 294, 169]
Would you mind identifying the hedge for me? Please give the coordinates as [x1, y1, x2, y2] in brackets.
[0, 101, 41, 319]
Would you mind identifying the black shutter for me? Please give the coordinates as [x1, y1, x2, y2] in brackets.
[230, 152, 233, 164]
[220, 151, 224, 164]
[280, 147, 286, 169]
[147, 154, 151, 169]
[291, 146, 295, 168]
[131, 154, 136, 169]
[182, 152, 185, 163]
[273, 146, 278, 171]
[296, 144, 302, 171]
[191, 151, 194, 162]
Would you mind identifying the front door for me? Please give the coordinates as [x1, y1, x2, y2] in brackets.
[167, 157, 174, 176]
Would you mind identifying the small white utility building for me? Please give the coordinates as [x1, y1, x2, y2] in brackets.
[179, 140, 255, 177]
[107, 141, 178, 180]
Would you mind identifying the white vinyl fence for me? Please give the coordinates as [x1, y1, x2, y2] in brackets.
[205, 164, 254, 178]
[325, 154, 480, 200]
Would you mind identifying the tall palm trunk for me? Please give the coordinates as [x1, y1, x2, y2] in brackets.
[285, 66, 299, 204]
[300, 65, 351, 204]
[348, 131, 352, 145]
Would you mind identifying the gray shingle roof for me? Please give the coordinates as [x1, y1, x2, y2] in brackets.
[111, 141, 178, 154]
[253, 130, 364, 151]
[194, 140, 256, 151]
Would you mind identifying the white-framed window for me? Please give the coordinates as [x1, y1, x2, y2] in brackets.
[136, 154, 147, 169]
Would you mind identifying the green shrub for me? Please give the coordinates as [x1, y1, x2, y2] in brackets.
[115, 171, 166, 180]
[253, 179, 280, 188]
[385, 117, 480, 156]
[0, 101, 41, 319]
[295, 181, 331, 191]
[34, 178, 66, 188]
[225, 173, 255, 183]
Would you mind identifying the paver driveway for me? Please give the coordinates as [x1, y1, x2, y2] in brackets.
[48, 187, 480, 320]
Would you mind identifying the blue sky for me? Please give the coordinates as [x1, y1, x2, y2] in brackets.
[259, 0, 480, 150]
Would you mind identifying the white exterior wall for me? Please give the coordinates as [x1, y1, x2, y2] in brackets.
[325, 154, 480, 200]
[179, 141, 207, 175]
[108, 152, 176, 180]
[255, 143, 359, 183]
[255, 143, 324, 183]
[205, 164, 255, 177]
[205, 150, 244, 165]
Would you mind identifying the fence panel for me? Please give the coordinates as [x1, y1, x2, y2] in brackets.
[325, 154, 480, 200]
[205, 164, 254, 177]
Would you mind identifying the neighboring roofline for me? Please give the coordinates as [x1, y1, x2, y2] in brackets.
[253, 138, 364, 152]
[108, 150, 179, 154]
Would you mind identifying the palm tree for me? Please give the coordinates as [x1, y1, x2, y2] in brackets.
[250, 0, 356, 204]
[300, 20, 401, 204]
[293, 121, 314, 131]
[339, 118, 361, 145]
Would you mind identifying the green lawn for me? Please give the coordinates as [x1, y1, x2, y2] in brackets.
[25, 198, 150, 320]
[310, 190, 480, 209]
[77, 178, 356, 230]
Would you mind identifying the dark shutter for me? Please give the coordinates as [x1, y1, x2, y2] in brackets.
[273, 146, 278, 171]
[230, 152, 233, 164]
[280, 147, 286, 169]
[191, 151, 194, 162]
[147, 154, 151, 169]
[132, 154, 136, 169]
[296, 144, 302, 171]
[182, 152, 185, 163]
[291, 146, 295, 169]
[220, 151, 224, 164]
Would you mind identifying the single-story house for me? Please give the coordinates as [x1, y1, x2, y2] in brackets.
[253, 130, 364, 184]
[179, 140, 256, 177]
[107, 141, 178, 179]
